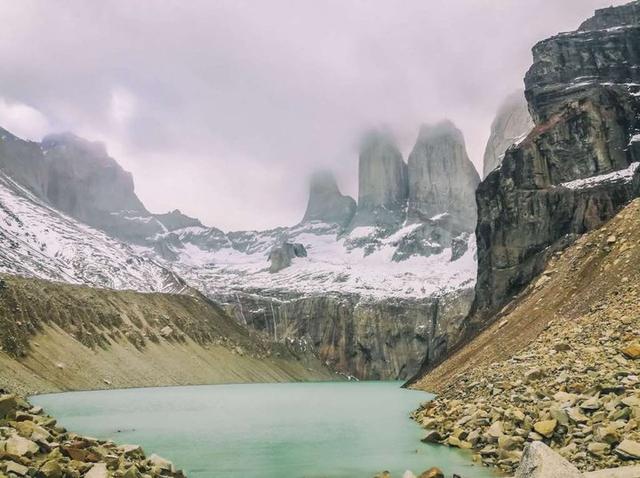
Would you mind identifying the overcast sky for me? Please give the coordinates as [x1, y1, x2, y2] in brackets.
[0, 0, 627, 230]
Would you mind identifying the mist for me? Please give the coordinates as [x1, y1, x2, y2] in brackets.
[0, 0, 627, 230]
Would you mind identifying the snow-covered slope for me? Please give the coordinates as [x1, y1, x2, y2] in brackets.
[143, 218, 477, 300]
[0, 171, 186, 293]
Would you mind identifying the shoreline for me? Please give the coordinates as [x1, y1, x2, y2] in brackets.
[0, 392, 185, 478]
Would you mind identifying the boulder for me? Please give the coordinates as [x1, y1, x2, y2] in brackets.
[85, 463, 109, 478]
[268, 242, 308, 273]
[533, 419, 557, 438]
[622, 343, 640, 359]
[0, 394, 17, 418]
[5, 435, 39, 457]
[418, 468, 444, 478]
[39, 460, 63, 478]
[5, 461, 28, 477]
[514, 442, 582, 478]
[615, 440, 640, 460]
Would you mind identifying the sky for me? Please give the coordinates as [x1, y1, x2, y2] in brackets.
[0, 0, 628, 230]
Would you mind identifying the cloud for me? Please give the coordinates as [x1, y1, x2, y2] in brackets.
[0, 98, 50, 141]
[0, 0, 628, 229]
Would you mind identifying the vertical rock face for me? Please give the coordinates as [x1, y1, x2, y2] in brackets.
[301, 171, 356, 226]
[407, 121, 480, 231]
[40, 133, 166, 242]
[482, 91, 534, 178]
[474, 0, 640, 319]
[351, 130, 408, 227]
[41, 133, 147, 220]
[0, 128, 49, 198]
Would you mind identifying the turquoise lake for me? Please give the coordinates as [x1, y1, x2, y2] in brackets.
[32, 381, 496, 478]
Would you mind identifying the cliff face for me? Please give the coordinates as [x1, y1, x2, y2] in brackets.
[474, 0, 640, 319]
[351, 130, 408, 228]
[482, 91, 534, 178]
[219, 287, 474, 380]
[301, 171, 356, 227]
[407, 121, 480, 231]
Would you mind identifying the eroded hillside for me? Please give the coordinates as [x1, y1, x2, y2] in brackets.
[0, 274, 334, 395]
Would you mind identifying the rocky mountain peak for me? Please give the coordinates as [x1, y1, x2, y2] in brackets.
[41, 132, 109, 161]
[351, 129, 408, 228]
[417, 119, 463, 143]
[407, 121, 479, 231]
[482, 91, 533, 178]
[301, 170, 356, 227]
[474, 1, 640, 319]
[578, 0, 640, 31]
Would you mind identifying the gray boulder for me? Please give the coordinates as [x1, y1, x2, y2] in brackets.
[301, 170, 356, 227]
[407, 121, 480, 232]
[268, 242, 307, 273]
[482, 91, 533, 178]
[514, 442, 582, 478]
[351, 129, 408, 228]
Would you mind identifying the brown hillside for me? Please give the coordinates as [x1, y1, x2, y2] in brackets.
[0, 274, 334, 394]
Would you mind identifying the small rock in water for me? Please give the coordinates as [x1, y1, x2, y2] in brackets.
[418, 467, 444, 478]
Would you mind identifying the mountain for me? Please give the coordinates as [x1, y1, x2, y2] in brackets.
[301, 171, 356, 227]
[0, 116, 482, 380]
[0, 168, 185, 293]
[407, 121, 480, 230]
[482, 91, 534, 178]
[474, 1, 640, 322]
[0, 130, 201, 244]
[350, 129, 408, 228]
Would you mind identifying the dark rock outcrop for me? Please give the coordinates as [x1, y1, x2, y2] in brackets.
[474, 0, 640, 320]
[301, 171, 356, 227]
[482, 91, 534, 178]
[350, 130, 408, 228]
[153, 209, 204, 232]
[407, 121, 480, 231]
[268, 242, 308, 273]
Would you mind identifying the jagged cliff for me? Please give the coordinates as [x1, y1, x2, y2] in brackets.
[0, 130, 199, 244]
[474, 1, 640, 321]
[407, 121, 480, 231]
[482, 91, 533, 178]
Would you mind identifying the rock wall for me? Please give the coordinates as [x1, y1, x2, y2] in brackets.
[351, 130, 408, 228]
[407, 121, 480, 231]
[474, 1, 640, 320]
[482, 91, 534, 178]
[301, 170, 356, 227]
[220, 287, 474, 380]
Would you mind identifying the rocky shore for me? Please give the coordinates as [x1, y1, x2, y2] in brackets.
[0, 392, 183, 478]
[413, 269, 640, 474]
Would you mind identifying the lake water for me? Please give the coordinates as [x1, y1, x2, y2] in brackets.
[33, 382, 495, 478]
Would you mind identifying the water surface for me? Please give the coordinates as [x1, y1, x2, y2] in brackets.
[33, 381, 495, 478]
